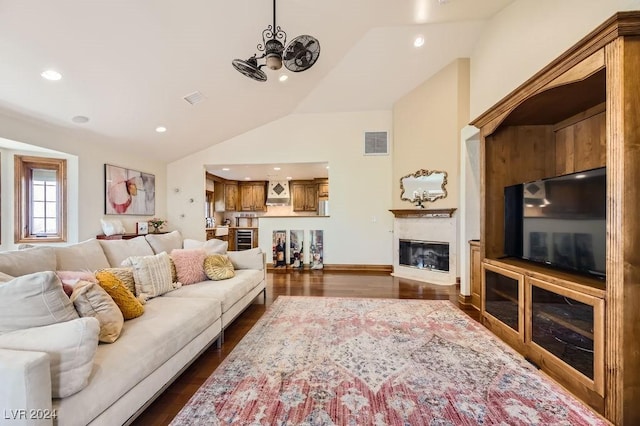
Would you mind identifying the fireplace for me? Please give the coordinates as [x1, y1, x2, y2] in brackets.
[399, 240, 449, 273]
[390, 209, 457, 285]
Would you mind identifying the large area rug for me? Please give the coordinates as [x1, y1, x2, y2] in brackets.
[171, 297, 606, 425]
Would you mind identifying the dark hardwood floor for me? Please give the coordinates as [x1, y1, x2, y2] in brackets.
[131, 271, 480, 426]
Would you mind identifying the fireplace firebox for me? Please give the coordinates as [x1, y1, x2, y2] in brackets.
[399, 240, 449, 273]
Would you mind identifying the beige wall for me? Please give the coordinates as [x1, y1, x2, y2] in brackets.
[0, 109, 167, 249]
[392, 58, 470, 210]
[167, 111, 394, 265]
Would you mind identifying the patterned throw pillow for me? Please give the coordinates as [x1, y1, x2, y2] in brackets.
[95, 271, 144, 320]
[171, 249, 207, 285]
[70, 280, 124, 343]
[95, 267, 136, 295]
[203, 254, 235, 281]
[122, 252, 177, 301]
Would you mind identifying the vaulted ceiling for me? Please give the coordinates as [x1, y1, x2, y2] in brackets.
[0, 0, 513, 162]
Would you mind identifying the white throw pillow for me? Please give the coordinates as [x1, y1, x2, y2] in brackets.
[227, 248, 264, 270]
[70, 280, 124, 343]
[145, 230, 182, 254]
[0, 271, 79, 334]
[183, 238, 228, 254]
[100, 218, 126, 236]
[0, 317, 100, 398]
[122, 252, 177, 301]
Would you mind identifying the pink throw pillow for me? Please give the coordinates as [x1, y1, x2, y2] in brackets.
[170, 249, 207, 285]
[56, 271, 98, 297]
[56, 270, 98, 285]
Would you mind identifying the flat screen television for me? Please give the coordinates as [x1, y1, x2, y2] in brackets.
[504, 167, 606, 279]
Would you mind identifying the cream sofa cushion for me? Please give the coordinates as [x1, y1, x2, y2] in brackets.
[183, 238, 228, 254]
[54, 239, 110, 271]
[0, 246, 56, 277]
[0, 271, 79, 334]
[99, 236, 154, 267]
[0, 317, 100, 398]
[70, 280, 124, 343]
[145, 230, 182, 254]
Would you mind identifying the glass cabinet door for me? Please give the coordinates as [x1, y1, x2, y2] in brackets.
[530, 285, 594, 378]
[482, 263, 524, 342]
[526, 277, 604, 396]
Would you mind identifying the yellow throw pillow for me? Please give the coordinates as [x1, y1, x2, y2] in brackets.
[95, 271, 144, 320]
[95, 267, 136, 295]
[204, 255, 235, 281]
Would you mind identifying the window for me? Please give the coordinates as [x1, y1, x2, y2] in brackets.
[14, 155, 67, 242]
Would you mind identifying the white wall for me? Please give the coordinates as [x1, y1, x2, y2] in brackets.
[470, 0, 640, 119]
[167, 111, 394, 265]
[457, 126, 481, 296]
[0, 109, 167, 247]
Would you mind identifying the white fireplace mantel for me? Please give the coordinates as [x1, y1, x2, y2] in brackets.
[390, 209, 457, 285]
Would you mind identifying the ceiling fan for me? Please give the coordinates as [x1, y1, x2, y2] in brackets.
[232, 0, 321, 82]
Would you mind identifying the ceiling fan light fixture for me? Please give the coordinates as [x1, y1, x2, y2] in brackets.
[265, 39, 284, 70]
[232, 0, 320, 81]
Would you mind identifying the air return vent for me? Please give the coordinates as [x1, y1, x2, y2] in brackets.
[183, 91, 205, 105]
[364, 131, 389, 155]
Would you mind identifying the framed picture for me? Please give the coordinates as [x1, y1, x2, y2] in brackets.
[104, 164, 155, 215]
[136, 221, 149, 235]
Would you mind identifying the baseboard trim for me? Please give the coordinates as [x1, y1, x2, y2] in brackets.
[267, 264, 393, 273]
[458, 293, 473, 307]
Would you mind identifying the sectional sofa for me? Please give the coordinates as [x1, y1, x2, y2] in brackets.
[0, 231, 266, 426]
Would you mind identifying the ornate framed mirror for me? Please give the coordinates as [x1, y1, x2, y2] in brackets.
[400, 169, 448, 207]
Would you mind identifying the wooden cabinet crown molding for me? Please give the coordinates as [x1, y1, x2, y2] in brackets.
[470, 12, 640, 134]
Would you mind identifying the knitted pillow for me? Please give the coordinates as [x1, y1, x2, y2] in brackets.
[95, 267, 136, 295]
[171, 249, 207, 285]
[70, 280, 124, 343]
[95, 271, 144, 320]
[204, 254, 235, 281]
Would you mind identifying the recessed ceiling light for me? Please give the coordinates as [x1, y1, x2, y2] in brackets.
[286, 176, 292, 180]
[244, 177, 251, 180]
[155, 126, 167, 133]
[41, 69, 62, 81]
[222, 168, 230, 171]
[414, 36, 425, 48]
[279, 75, 288, 82]
[71, 115, 90, 124]
[274, 167, 281, 171]
[326, 166, 330, 169]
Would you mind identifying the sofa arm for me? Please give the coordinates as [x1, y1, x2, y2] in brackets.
[0, 349, 53, 426]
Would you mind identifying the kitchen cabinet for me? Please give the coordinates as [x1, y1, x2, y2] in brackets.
[291, 181, 318, 212]
[224, 183, 239, 212]
[316, 178, 329, 198]
[239, 181, 266, 212]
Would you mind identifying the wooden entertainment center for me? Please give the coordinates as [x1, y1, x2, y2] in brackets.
[471, 12, 640, 425]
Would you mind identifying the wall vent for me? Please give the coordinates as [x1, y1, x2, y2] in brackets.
[364, 131, 389, 155]
[183, 91, 205, 105]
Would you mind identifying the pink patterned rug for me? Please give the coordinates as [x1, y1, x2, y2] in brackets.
[171, 297, 606, 425]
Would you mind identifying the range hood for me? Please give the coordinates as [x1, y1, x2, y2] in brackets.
[265, 180, 291, 206]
